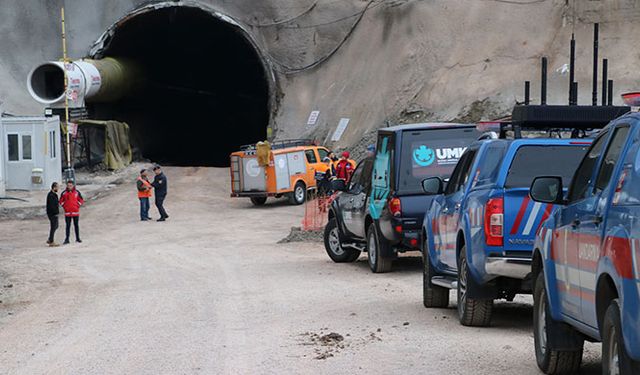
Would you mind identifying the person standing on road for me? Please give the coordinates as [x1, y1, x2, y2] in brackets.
[316, 157, 336, 197]
[59, 180, 84, 244]
[335, 151, 356, 183]
[46, 182, 60, 247]
[151, 165, 169, 222]
[328, 151, 339, 163]
[136, 169, 153, 221]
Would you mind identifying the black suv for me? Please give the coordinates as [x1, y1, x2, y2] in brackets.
[324, 123, 481, 272]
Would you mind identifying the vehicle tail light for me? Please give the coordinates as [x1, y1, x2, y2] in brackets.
[612, 169, 629, 205]
[484, 197, 504, 246]
[389, 197, 402, 217]
[394, 225, 403, 233]
[410, 238, 419, 247]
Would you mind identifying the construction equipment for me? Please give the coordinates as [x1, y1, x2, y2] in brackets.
[27, 57, 140, 108]
[230, 140, 331, 206]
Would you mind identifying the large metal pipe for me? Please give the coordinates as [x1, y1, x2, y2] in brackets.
[27, 57, 140, 108]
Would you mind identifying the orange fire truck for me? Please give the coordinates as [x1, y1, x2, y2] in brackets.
[230, 140, 331, 206]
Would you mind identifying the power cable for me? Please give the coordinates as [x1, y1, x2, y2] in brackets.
[268, 0, 379, 74]
[245, 1, 318, 27]
[280, 1, 386, 29]
[485, 0, 547, 4]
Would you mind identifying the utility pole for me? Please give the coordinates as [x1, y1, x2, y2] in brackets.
[60, 7, 75, 182]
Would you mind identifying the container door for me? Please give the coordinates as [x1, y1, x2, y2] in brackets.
[44, 119, 62, 189]
[274, 154, 291, 191]
[241, 157, 266, 192]
[4, 128, 34, 190]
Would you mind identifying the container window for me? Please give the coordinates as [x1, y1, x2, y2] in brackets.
[49, 130, 56, 158]
[7, 134, 19, 161]
[22, 135, 32, 160]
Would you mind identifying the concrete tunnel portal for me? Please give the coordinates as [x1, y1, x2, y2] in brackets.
[89, 5, 272, 167]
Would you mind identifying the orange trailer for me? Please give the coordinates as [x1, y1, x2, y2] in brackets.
[230, 140, 331, 206]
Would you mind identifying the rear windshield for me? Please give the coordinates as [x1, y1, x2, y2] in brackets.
[398, 127, 481, 194]
[505, 145, 590, 189]
[474, 143, 508, 187]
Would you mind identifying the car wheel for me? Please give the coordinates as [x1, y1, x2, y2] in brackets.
[457, 246, 493, 327]
[324, 218, 360, 263]
[533, 272, 583, 374]
[602, 299, 640, 375]
[289, 182, 306, 205]
[250, 197, 267, 206]
[366, 224, 392, 273]
[423, 238, 449, 308]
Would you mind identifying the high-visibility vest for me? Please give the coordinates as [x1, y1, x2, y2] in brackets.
[137, 177, 153, 198]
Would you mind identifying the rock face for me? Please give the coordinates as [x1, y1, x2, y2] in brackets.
[2, 0, 640, 152]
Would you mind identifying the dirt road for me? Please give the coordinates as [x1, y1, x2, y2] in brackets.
[0, 167, 602, 374]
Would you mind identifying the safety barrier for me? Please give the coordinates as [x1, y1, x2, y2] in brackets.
[302, 189, 336, 231]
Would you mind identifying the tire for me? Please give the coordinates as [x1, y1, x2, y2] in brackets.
[289, 182, 306, 205]
[533, 273, 583, 374]
[423, 238, 449, 308]
[366, 224, 393, 273]
[250, 197, 267, 206]
[602, 299, 640, 375]
[457, 246, 493, 327]
[324, 218, 360, 263]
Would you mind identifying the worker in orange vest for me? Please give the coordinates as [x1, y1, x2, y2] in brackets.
[137, 169, 153, 221]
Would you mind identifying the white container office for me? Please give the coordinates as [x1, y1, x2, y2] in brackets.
[1, 115, 62, 190]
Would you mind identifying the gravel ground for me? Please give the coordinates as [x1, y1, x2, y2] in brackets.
[278, 227, 323, 244]
[0, 167, 603, 374]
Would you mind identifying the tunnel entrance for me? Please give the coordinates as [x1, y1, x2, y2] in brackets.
[91, 5, 270, 167]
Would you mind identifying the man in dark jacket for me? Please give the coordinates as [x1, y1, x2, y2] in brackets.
[46, 182, 60, 247]
[151, 165, 169, 221]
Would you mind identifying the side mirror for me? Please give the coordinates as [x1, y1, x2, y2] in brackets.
[331, 179, 347, 192]
[349, 183, 364, 194]
[530, 176, 564, 204]
[422, 177, 444, 195]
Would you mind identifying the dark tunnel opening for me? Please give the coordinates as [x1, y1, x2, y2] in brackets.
[91, 6, 270, 167]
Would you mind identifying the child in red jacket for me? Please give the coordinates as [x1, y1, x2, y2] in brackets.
[59, 180, 84, 244]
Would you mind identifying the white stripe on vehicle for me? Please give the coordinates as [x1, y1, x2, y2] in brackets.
[555, 263, 566, 282]
[522, 202, 542, 236]
[554, 264, 596, 291]
[633, 238, 639, 280]
[580, 270, 597, 291]
[543, 228, 552, 258]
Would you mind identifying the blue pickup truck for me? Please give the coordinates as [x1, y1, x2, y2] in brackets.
[421, 138, 591, 326]
[530, 112, 640, 374]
